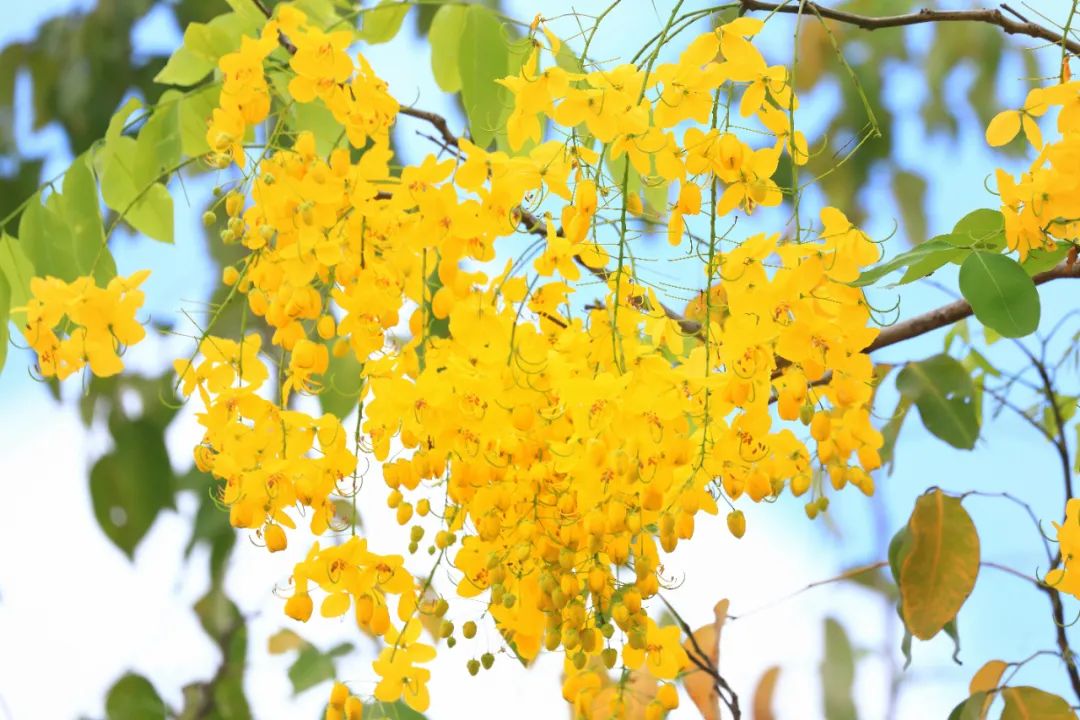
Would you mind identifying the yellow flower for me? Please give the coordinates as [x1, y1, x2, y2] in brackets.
[621, 620, 688, 680]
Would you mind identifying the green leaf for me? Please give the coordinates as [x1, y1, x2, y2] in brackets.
[854, 236, 963, 287]
[99, 136, 175, 243]
[288, 646, 337, 694]
[821, 618, 857, 720]
[363, 700, 429, 719]
[428, 5, 467, 93]
[63, 153, 114, 281]
[943, 617, 962, 664]
[224, 0, 270, 28]
[458, 6, 511, 149]
[879, 395, 912, 474]
[194, 584, 242, 645]
[19, 155, 115, 283]
[155, 44, 215, 87]
[950, 209, 1005, 252]
[360, 1, 410, 44]
[959, 251, 1040, 338]
[947, 693, 990, 720]
[105, 674, 166, 720]
[106, 98, 143, 146]
[1022, 243, 1071, 275]
[0, 233, 32, 310]
[0, 269, 9, 374]
[155, 13, 259, 87]
[899, 489, 980, 640]
[90, 419, 176, 557]
[896, 354, 980, 450]
[319, 347, 364, 419]
[887, 526, 913, 584]
[179, 85, 221, 157]
[1001, 686, 1077, 720]
[134, 93, 183, 186]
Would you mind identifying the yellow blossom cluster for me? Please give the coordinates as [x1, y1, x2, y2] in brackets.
[1048, 498, 1080, 597]
[327, 681, 363, 720]
[178, 6, 890, 714]
[16, 270, 150, 379]
[987, 79, 1080, 261]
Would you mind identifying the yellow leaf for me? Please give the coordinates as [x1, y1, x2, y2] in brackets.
[899, 490, 980, 640]
[969, 659, 1006, 694]
[682, 599, 729, 720]
[985, 110, 1021, 147]
[752, 666, 781, 720]
[968, 660, 1007, 720]
[267, 628, 306, 655]
[1001, 686, 1078, 720]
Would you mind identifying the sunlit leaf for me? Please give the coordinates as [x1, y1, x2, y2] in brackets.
[458, 6, 511, 149]
[959, 251, 1040, 338]
[429, 5, 467, 93]
[360, 1, 410, 44]
[899, 490, 980, 640]
[1001, 686, 1077, 720]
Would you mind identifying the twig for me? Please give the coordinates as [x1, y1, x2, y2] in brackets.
[657, 594, 741, 719]
[738, 0, 1080, 54]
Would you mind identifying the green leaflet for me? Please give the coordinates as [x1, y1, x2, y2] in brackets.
[360, 1, 411, 44]
[105, 674, 165, 720]
[958, 251, 1040, 338]
[19, 154, 115, 283]
[0, 269, 9, 374]
[99, 135, 175, 243]
[429, 5, 467, 93]
[896, 354, 979, 450]
[155, 12, 260, 87]
[0, 233, 34, 309]
[458, 6, 511, 150]
[90, 418, 176, 558]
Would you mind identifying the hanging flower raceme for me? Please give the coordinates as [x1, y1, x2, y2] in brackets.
[171, 5, 887, 716]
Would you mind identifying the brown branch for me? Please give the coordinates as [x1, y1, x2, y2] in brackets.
[739, 0, 1080, 54]
[865, 261, 1080, 355]
[399, 106, 460, 149]
[249, 0, 297, 53]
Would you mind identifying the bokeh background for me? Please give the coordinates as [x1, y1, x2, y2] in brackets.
[1, 1, 1078, 718]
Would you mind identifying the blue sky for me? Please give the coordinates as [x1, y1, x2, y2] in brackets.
[1, 2, 1079, 719]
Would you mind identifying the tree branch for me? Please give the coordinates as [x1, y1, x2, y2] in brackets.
[866, 260, 1080, 355]
[738, 0, 1080, 54]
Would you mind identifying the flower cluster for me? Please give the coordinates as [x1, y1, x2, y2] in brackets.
[987, 80, 1080, 260]
[1049, 499, 1080, 597]
[16, 270, 150, 379]
[158, 5, 885, 716]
